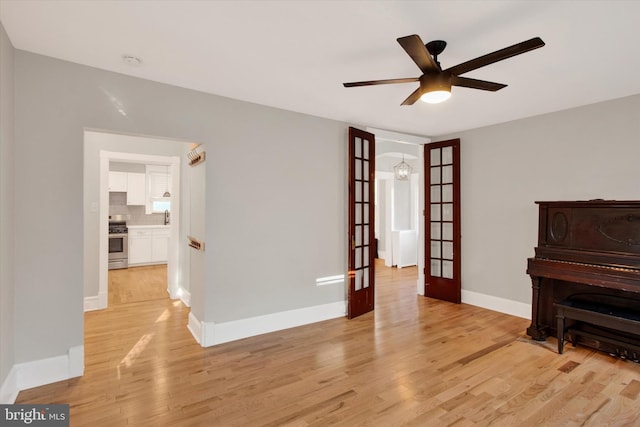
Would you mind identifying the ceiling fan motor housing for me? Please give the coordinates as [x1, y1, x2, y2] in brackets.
[420, 72, 451, 93]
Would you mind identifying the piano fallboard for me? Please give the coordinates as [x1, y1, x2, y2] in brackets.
[527, 258, 640, 295]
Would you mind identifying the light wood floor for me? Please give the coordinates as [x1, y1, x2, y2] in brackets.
[16, 261, 640, 426]
[108, 264, 169, 305]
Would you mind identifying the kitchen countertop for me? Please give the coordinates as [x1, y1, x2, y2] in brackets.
[127, 224, 170, 229]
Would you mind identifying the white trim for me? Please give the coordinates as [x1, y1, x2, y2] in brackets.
[83, 291, 107, 312]
[0, 366, 18, 404]
[190, 301, 346, 347]
[167, 283, 177, 299]
[68, 345, 84, 378]
[178, 287, 191, 307]
[461, 290, 531, 320]
[84, 295, 99, 311]
[187, 312, 203, 345]
[366, 127, 431, 145]
[416, 144, 426, 292]
[2, 345, 84, 398]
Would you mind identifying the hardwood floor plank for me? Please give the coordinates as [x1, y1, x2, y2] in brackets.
[620, 378, 640, 400]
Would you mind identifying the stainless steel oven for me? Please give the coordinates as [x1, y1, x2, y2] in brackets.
[108, 220, 129, 270]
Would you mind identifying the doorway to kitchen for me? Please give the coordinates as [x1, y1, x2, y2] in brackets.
[100, 150, 180, 308]
[83, 130, 198, 312]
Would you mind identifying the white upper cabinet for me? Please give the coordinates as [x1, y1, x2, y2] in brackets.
[108, 171, 127, 192]
[126, 173, 146, 205]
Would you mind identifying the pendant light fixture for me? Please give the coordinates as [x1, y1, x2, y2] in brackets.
[162, 165, 171, 197]
[394, 155, 413, 181]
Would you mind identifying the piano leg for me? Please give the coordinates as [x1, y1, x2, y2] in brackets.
[556, 311, 565, 354]
[526, 276, 547, 341]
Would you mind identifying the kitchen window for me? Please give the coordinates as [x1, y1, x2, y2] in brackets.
[146, 165, 171, 214]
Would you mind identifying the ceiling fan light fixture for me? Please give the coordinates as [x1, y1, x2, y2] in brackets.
[420, 73, 452, 104]
[421, 90, 451, 104]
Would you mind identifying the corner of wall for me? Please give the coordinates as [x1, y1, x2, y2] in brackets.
[0, 366, 18, 404]
[83, 291, 107, 312]
[0, 345, 83, 404]
[7, 345, 84, 401]
[0, 16, 17, 407]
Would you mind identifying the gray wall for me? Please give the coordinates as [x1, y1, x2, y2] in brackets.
[14, 50, 348, 364]
[435, 94, 640, 305]
[0, 21, 15, 390]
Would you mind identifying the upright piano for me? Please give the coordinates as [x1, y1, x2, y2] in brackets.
[527, 200, 640, 357]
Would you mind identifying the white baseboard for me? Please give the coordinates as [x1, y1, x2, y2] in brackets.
[179, 288, 191, 307]
[461, 290, 531, 320]
[84, 291, 107, 312]
[0, 345, 84, 403]
[68, 345, 84, 378]
[187, 312, 203, 345]
[0, 366, 18, 404]
[188, 301, 346, 348]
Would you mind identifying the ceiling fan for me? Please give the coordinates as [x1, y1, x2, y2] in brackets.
[343, 35, 545, 105]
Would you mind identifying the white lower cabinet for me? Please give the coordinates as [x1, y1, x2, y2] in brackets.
[151, 229, 170, 262]
[128, 226, 169, 266]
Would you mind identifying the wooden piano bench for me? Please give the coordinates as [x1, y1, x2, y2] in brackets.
[554, 298, 640, 356]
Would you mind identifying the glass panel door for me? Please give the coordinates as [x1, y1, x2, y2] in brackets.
[425, 139, 461, 303]
[348, 127, 376, 318]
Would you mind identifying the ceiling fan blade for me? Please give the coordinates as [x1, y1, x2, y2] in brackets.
[397, 35, 440, 73]
[343, 77, 419, 88]
[445, 37, 545, 76]
[401, 87, 422, 106]
[452, 76, 507, 91]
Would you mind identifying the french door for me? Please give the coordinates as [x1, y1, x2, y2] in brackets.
[425, 139, 461, 303]
[347, 127, 376, 318]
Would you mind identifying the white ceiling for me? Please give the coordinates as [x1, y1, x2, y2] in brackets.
[1, 0, 639, 137]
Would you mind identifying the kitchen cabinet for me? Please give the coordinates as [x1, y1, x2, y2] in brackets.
[128, 230, 152, 265]
[128, 226, 170, 266]
[108, 171, 127, 192]
[151, 228, 170, 262]
[126, 173, 146, 205]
